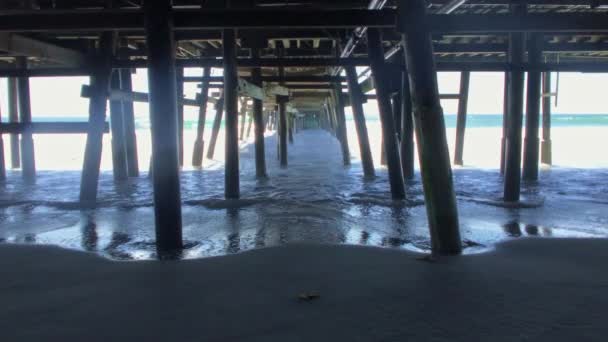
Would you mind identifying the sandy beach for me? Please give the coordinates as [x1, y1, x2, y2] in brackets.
[1, 237, 607, 341]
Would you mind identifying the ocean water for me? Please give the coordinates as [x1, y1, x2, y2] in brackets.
[0, 114, 607, 260]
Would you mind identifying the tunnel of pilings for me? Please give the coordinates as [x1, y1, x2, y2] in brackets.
[0, 0, 607, 256]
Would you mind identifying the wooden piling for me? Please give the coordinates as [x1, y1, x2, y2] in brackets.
[500, 73, 509, 174]
[176, 66, 185, 167]
[288, 114, 294, 144]
[251, 49, 267, 178]
[143, 0, 183, 253]
[109, 70, 128, 181]
[16, 57, 35, 181]
[344, 65, 375, 177]
[79, 33, 113, 205]
[453, 71, 470, 166]
[206, 95, 224, 160]
[192, 67, 211, 167]
[333, 84, 351, 165]
[400, 64, 415, 180]
[119, 69, 139, 177]
[522, 33, 542, 181]
[367, 28, 405, 199]
[391, 92, 402, 141]
[223, 29, 240, 199]
[399, 0, 461, 254]
[503, 3, 526, 202]
[7, 78, 20, 169]
[541, 72, 552, 165]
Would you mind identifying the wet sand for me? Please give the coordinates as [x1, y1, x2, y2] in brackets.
[1, 238, 607, 341]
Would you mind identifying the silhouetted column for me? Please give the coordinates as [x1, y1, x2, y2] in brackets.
[246, 113, 253, 138]
[541, 72, 552, 165]
[400, 64, 415, 180]
[239, 98, 247, 140]
[522, 33, 542, 181]
[119, 69, 139, 177]
[288, 114, 294, 144]
[503, 3, 526, 202]
[399, 0, 461, 254]
[192, 67, 211, 167]
[0, 96, 5, 180]
[143, 0, 183, 253]
[16, 57, 35, 181]
[80, 35, 113, 205]
[109, 70, 128, 181]
[251, 49, 267, 178]
[345, 65, 375, 177]
[206, 95, 224, 160]
[278, 97, 288, 167]
[391, 92, 402, 140]
[500, 73, 509, 174]
[333, 84, 350, 165]
[367, 28, 405, 199]
[7, 78, 20, 169]
[453, 71, 470, 166]
[176, 66, 184, 167]
[224, 29, 240, 199]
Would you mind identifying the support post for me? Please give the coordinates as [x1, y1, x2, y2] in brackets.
[8, 78, 20, 169]
[120, 69, 139, 177]
[176, 66, 184, 167]
[344, 65, 375, 177]
[251, 48, 267, 178]
[333, 83, 351, 165]
[278, 97, 288, 167]
[500, 73, 509, 174]
[522, 33, 542, 181]
[399, 0, 461, 254]
[143, 0, 183, 253]
[453, 71, 470, 166]
[0, 97, 5, 180]
[288, 114, 294, 144]
[246, 113, 253, 138]
[206, 95, 224, 160]
[503, 3, 527, 202]
[109, 70, 128, 181]
[367, 28, 405, 199]
[223, 29, 240, 199]
[391, 92, 402, 140]
[79, 34, 113, 205]
[400, 64, 415, 180]
[541, 72, 552, 165]
[239, 98, 247, 140]
[16, 57, 35, 181]
[192, 67, 211, 167]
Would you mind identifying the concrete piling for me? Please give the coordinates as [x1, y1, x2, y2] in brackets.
[400, 65, 415, 180]
[143, 0, 183, 253]
[344, 65, 375, 178]
[79, 33, 113, 206]
[192, 67, 211, 167]
[541, 72, 552, 165]
[453, 71, 470, 166]
[399, 0, 461, 254]
[367, 28, 405, 199]
[176, 66, 185, 167]
[206, 95, 224, 160]
[119, 69, 139, 177]
[223, 29, 240, 199]
[16, 57, 35, 181]
[503, 3, 526, 202]
[522, 33, 542, 181]
[333, 83, 351, 166]
[7, 78, 20, 169]
[109, 70, 128, 181]
[251, 49, 267, 178]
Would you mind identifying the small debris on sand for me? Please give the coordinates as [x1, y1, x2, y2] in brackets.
[298, 292, 320, 302]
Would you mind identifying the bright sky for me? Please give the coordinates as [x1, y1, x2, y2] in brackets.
[1, 71, 607, 120]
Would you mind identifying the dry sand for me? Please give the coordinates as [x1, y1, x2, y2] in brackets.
[1, 238, 608, 341]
